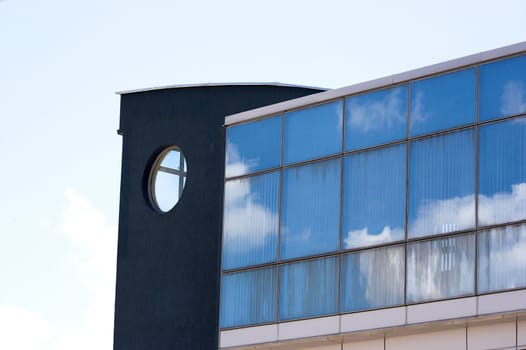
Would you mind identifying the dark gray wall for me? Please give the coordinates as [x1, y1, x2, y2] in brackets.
[114, 85, 324, 350]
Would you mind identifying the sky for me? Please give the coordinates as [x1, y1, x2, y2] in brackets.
[1, 0, 525, 349]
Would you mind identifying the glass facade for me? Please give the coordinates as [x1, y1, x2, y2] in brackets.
[220, 53, 526, 329]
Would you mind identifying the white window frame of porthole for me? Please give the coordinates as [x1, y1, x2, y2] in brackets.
[148, 146, 188, 213]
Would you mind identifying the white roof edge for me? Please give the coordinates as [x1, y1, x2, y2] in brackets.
[225, 41, 526, 126]
[115, 82, 327, 95]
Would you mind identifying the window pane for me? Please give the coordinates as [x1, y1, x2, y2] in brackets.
[279, 256, 338, 321]
[161, 149, 181, 170]
[480, 54, 526, 122]
[342, 144, 406, 249]
[226, 115, 281, 177]
[407, 234, 475, 303]
[341, 245, 404, 312]
[281, 159, 340, 260]
[220, 267, 276, 328]
[410, 68, 476, 136]
[222, 171, 279, 269]
[345, 85, 407, 150]
[284, 100, 343, 164]
[479, 117, 526, 226]
[154, 171, 179, 212]
[408, 129, 475, 238]
[478, 223, 526, 294]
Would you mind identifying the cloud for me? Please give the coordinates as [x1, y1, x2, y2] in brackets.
[343, 226, 404, 249]
[347, 88, 405, 132]
[0, 305, 53, 350]
[344, 183, 526, 250]
[404, 184, 526, 301]
[500, 80, 526, 116]
[479, 223, 526, 291]
[406, 235, 474, 302]
[61, 188, 117, 274]
[479, 183, 526, 226]
[409, 194, 475, 237]
[409, 183, 526, 237]
[225, 142, 259, 178]
[359, 246, 404, 307]
[223, 177, 278, 251]
[52, 189, 117, 350]
[409, 90, 429, 126]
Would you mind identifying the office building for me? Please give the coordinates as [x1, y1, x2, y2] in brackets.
[115, 42, 526, 350]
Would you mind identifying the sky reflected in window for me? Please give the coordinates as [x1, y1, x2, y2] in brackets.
[408, 129, 475, 238]
[341, 245, 404, 312]
[226, 115, 281, 177]
[220, 267, 276, 328]
[281, 159, 340, 260]
[284, 100, 342, 164]
[480, 54, 526, 121]
[410, 68, 476, 136]
[478, 223, 526, 293]
[407, 234, 475, 303]
[279, 256, 338, 321]
[222, 172, 279, 270]
[345, 85, 407, 150]
[342, 144, 406, 249]
[479, 117, 526, 226]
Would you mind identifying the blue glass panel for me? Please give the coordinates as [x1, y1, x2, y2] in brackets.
[226, 115, 281, 177]
[342, 144, 406, 249]
[408, 129, 475, 238]
[220, 267, 276, 328]
[345, 85, 407, 150]
[341, 245, 404, 312]
[284, 100, 343, 164]
[281, 159, 340, 260]
[479, 117, 526, 226]
[407, 234, 475, 303]
[480, 54, 526, 121]
[222, 171, 279, 270]
[279, 256, 338, 321]
[410, 68, 476, 136]
[478, 223, 526, 293]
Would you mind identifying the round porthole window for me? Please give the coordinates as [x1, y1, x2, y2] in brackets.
[149, 146, 188, 213]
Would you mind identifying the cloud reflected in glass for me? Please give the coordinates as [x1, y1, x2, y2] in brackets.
[344, 226, 404, 249]
[222, 158, 279, 269]
[345, 85, 407, 150]
[500, 80, 526, 116]
[407, 234, 475, 303]
[478, 223, 526, 293]
[342, 246, 404, 312]
[225, 142, 259, 178]
[225, 115, 281, 177]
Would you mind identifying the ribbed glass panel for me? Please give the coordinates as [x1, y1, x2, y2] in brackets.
[222, 171, 279, 270]
[479, 116, 526, 226]
[410, 67, 476, 136]
[279, 256, 338, 321]
[226, 115, 281, 177]
[345, 84, 407, 151]
[220, 267, 276, 328]
[480, 53, 526, 122]
[342, 144, 406, 249]
[284, 100, 343, 164]
[280, 158, 340, 260]
[407, 234, 475, 303]
[341, 245, 404, 312]
[478, 223, 526, 293]
[408, 129, 475, 238]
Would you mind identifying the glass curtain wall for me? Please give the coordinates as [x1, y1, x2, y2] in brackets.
[220, 53, 526, 329]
